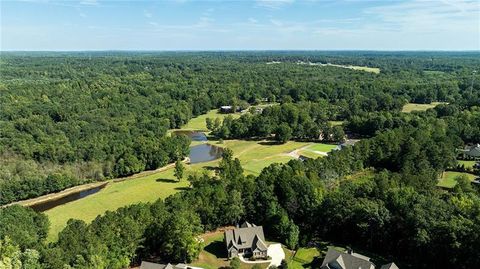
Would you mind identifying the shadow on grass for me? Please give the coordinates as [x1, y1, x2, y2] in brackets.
[258, 141, 281, 146]
[175, 187, 190, 191]
[204, 240, 228, 259]
[304, 257, 323, 268]
[155, 178, 178, 183]
[203, 166, 220, 172]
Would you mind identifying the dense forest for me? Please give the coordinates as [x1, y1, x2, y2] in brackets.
[1, 51, 480, 269]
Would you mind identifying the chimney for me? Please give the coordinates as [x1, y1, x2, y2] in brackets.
[347, 247, 353, 254]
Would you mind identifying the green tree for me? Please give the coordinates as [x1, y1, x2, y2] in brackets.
[174, 159, 185, 182]
[230, 257, 241, 269]
[275, 123, 292, 144]
[205, 118, 213, 131]
[160, 210, 203, 263]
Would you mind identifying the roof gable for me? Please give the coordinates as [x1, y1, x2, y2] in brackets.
[225, 224, 266, 250]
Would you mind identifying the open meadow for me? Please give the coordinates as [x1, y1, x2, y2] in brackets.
[402, 102, 446, 113]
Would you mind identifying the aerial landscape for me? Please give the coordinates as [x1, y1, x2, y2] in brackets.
[1, 0, 479, 269]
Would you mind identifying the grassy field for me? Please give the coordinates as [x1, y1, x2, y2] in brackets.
[306, 143, 338, 152]
[44, 139, 315, 241]
[458, 160, 477, 169]
[318, 63, 380, 74]
[43, 109, 337, 241]
[437, 171, 477, 188]
[182, 109, 241, 131]
[402, 102, 446, 113]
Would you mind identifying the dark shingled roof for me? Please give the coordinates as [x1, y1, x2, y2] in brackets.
[320, 248, 375, 269]
[465, 144, 480, 157]
[140, 262, 174, 269]
[380, 263, 399, 269]
[225, 222, 267, 252]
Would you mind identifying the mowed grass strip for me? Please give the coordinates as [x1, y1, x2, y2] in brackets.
[306, 143, 338, 152]
[437, 171, 477, 188]
[401, 102, 446, 113]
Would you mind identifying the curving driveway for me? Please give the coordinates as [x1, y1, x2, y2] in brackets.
[237, 243, 285, 267]
[267, 243, 285, 267]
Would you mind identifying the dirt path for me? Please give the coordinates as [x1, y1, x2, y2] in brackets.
[285, 145, 311, 159]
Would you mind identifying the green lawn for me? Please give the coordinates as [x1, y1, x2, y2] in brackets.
[402, 102, 446, 113]
[328, 121, 344, 126]
[288, 248, 320, 268]
[44, 140, 312, 241]
[458, 160, 477, 169]
[243, 156, 294, 175]
[306, 143, 338, 152]
[437, 171, 477, 188]
[217, 139, 311, 175]
[182, 109, 241, 131]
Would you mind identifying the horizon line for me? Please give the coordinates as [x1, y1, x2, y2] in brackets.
[2, 49, 480, 52]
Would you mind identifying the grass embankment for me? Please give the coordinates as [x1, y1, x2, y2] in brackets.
[401, 102, 446, 113]
[437, 171, 477, 188]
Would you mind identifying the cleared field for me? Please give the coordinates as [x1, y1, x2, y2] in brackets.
[44, 140, 313, 241]
[402, 102, 446, 113]
[303, 62, 380, 74]
[437, 171, 477, 188]
[182, 109, 241, 131]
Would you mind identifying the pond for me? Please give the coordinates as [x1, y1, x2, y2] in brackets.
[189, 143, 223, 164]
[172, 130, 207, 141]
[29, 184, 107, 212]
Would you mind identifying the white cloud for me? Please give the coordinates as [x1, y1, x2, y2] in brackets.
[364, 0, 480, 34]
[144, 10, 152, 18]
[256, 0, 294, 10]
[248, 18, 258, 24]
[79, 0, 98, 6]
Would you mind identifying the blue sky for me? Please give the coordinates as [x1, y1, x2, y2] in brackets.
[1, 0, 479, 50]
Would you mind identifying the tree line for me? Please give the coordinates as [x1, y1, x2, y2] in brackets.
[2, 115, 479, 268]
